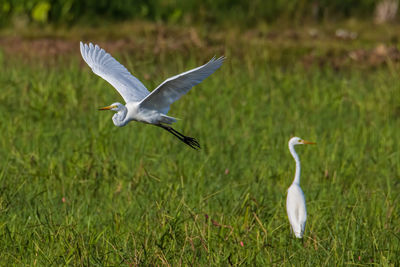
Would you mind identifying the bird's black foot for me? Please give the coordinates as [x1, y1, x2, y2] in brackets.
[158, 124, 200, 150]
[182, 136, 200, 150]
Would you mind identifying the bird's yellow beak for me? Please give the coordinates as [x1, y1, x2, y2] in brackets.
[300, 140, 316, 145]
[98, 105, 116, 111]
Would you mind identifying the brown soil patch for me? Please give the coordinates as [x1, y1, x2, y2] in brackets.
[1, 22, 400, 69]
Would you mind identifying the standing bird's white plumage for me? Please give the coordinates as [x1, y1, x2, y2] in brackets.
[286, 137, 315, 238]
[80, 42, 224, 149]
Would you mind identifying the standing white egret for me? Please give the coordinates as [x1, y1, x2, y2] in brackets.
[80, 42, 225, 149]
[286, 137, 315, 238]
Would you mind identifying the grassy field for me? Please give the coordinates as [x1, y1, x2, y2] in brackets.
[0, 22, 400, 265]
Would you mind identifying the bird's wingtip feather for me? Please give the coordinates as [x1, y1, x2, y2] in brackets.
[206, 56, 225, 67]
[212, 56, 225, 68]
[216, 56, 226, 62]
[79, 42, 84, 55]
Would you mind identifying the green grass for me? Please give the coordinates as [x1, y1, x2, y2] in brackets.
[0, 34, 400, 265]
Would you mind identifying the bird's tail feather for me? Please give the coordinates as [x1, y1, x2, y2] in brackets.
[160, 114, 178, 124]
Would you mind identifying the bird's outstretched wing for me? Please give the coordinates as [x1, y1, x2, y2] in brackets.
[139, 56, 225, 114]
[80, 42, 150, 103]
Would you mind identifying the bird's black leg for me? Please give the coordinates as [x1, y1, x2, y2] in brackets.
[157, 124, 200, 149]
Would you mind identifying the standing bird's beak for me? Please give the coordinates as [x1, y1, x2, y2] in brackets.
[300, 140, 316, 145]
[98, 105, 117, 111]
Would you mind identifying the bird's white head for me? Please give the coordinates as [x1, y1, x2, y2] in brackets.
[289, 137, 316, 146]
[98, 102, 128, 127]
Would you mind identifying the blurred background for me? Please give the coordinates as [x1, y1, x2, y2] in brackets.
[0, 0, 399, 68]
[0, 0, 398, 26]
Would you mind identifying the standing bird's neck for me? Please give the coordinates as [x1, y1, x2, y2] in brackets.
[112, 105, 128, 127]
[289, 143, 301, 185]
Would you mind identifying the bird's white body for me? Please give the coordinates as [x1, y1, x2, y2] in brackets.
[286, 182, 307, 238]
[80, 42, 224, 148]
[286, 137, 314, 238]
[120, 102, 170, 126]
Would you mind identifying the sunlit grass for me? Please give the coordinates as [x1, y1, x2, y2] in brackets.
[0, 45, 399, 265]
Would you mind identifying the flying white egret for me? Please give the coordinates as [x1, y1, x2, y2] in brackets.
[80, 42, 224, 149]
[286, 137, 315, 238]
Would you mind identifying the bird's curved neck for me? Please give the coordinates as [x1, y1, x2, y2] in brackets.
[289, 144, 301, 185]
[112, 106, 128, 127]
